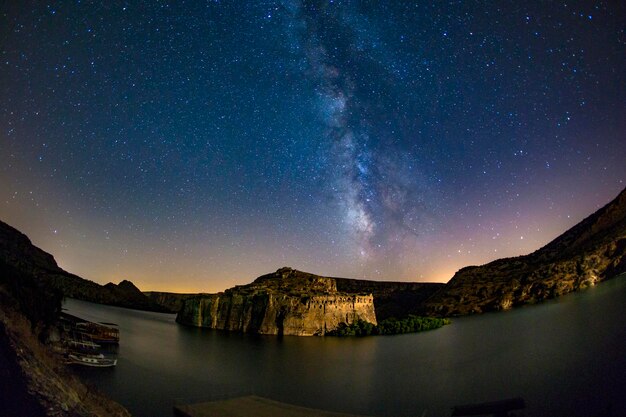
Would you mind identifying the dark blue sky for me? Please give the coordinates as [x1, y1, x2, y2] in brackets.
[1, 1, 625, 291]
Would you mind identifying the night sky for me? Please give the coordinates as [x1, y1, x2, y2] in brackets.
[1, 1, 625, 292]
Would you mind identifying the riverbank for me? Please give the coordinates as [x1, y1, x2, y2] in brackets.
[0, 308, 130, 416]
[0, 260, 131, 417]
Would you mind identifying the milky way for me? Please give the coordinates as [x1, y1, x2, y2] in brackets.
[284, 1, 436, 263]
[1, 1, 624, 291]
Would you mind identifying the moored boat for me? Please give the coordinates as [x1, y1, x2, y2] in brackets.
[67, 352, 117, 368]
[76, 321, 120, 344]
[64, 330, 101, 351]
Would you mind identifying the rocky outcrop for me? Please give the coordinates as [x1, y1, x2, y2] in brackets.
[177, 268, 378, 336]
[424, 187, 626, 316]
[0, 220, 170, 313]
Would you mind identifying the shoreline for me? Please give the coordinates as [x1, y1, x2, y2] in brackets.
[0, 286, 131, 416]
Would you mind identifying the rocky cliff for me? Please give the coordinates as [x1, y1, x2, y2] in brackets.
[424, 187, 626, 316]
[0, 220, 170, 313]
[177, 267, 378, 335]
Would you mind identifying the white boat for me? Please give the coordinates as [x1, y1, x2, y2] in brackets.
[67, 352, 117, 368]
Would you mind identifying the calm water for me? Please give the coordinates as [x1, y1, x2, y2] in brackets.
[65, 275, 626, 417]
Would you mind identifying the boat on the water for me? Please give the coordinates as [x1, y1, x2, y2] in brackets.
[75, 321, 120, 344]
[58, 312, 120, 368]
[67, 352, 118, 368]
[59, 312, 120, 344]
[64, 330, 101, 351]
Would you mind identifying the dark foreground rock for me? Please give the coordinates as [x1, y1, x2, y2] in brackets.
[0, 260, 130, 417]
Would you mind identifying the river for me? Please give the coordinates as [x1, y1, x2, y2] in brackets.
[65, 274, 626, 417]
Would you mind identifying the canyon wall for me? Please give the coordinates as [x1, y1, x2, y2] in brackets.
[424, 187, 626, 316]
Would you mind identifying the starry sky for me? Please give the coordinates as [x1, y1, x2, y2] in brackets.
[1, 1, 625, 292]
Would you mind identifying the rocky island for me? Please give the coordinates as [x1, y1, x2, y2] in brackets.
[176, 267, 445, 335]
[176, 267, 378, 335]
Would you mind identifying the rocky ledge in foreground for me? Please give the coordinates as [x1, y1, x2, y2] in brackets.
[0, 260, 130, 416]
[424, 187, 626, 316]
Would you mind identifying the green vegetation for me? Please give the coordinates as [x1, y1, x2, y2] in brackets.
[327, 315, 451, 337]
[327, 319, 376, 336]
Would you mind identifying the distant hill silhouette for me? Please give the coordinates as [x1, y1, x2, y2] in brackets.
[0, 220, 171, 313]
